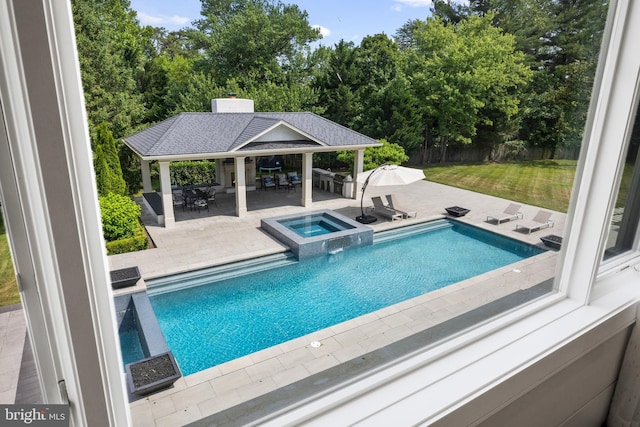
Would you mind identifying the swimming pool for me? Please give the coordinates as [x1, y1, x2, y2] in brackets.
[145, 220, 545, 376]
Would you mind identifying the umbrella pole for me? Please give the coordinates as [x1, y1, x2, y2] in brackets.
[356, 163, 388, 224]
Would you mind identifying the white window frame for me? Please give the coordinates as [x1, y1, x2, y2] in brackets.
[0, 0, 639, 425]
[0, 1, 130, 425]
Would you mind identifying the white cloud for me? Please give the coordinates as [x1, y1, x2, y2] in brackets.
[137, 12, 190, 28]
[312, 24, 331, 38]
[393, 0, 433, 8]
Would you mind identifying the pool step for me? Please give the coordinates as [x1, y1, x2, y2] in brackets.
[146, 252, 298, 295]
[374, 219, 453, 244]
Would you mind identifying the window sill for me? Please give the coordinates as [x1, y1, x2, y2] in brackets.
[255, 272, 640, 426]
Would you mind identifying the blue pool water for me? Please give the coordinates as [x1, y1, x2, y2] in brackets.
[147, 220, 545, 376]
[119, 328, 145, 367]
[278, 213, 354, 237]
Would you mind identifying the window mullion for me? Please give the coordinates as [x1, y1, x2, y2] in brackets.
[556, 0, 640, 304]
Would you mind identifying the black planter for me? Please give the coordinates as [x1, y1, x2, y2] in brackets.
[445, 206, 470, 217]
[110, 266, 141, 289]
[540, 234, 563, 250]
[126, 351, 181, 396]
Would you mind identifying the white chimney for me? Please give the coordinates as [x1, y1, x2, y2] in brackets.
[211, 95, 254, 113]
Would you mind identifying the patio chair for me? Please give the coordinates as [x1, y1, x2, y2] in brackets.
[486, 203, 523, 224]
[276, 173, 291, 191]
[205, 186, 217, 207]
[515, 210, 554, 234]
[288, 171, 302, 187]
[385, 194, 417, 218]
[181, 190, 195, 210]
[371, 196, 402, 221]
[262, 175, 276, 190]
[172, 191, 185, 211]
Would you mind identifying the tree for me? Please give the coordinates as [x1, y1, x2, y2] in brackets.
[72, 0, 147, 139]
[314, 40, 362, 128]
[93, 123, 126, 195]
[357, 76, 423, 156]
[471, 0, 608, 155]
[192, 0, 321, 87]
[431, 0, 469, 25]
[407, 14, 531, 162]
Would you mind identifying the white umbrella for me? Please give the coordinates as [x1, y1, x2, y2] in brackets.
[356, 164, 425, 186]
[356, 164, 424, 223]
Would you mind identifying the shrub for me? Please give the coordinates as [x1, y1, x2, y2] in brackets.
[337, 139, 409, 172]
[170, 161, 216, 187]
[105, 223, 147, 255]
[99, 193, 141, 241]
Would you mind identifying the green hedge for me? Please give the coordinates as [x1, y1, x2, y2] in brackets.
[99, 192, 148, 255]
[170, 161, 216, 187]
[105, 223, 147, 255]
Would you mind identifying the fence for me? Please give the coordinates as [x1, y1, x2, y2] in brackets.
[408, 143, 581, 165]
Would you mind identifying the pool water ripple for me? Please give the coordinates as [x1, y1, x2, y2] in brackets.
[147, 221, 545, 376]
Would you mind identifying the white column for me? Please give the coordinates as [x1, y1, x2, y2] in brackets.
[302, 152, 313, 207]
[140, 159, 152, 193]
[215, 159, 225, 187]
[235, 156, 247, 216]
[353, 149, 365, 199]
[159, 161, 174, 227]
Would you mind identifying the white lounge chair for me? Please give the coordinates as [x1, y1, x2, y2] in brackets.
[515, 210, 554, 234]
[486, 203, 523, 224]
[385, 194, 417, 218]
[371, 196, 402, 221]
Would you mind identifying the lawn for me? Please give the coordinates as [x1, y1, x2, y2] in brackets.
[423, 159, 578, 213]
[0, 210, 20, 308]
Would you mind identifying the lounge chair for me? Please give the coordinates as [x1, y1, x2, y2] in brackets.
[486, 203, 523, 224]
[385, 194, 417, 218]
[515, 210, 554, 234]
[371, 196, 402, 221]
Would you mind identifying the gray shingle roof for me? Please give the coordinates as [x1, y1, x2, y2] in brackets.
[123, 112, 380, 158]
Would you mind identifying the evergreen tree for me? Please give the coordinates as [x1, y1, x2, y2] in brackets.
[94, 145, 111, 196]
[94, 123, 127, 195]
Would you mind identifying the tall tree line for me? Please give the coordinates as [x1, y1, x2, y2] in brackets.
[72, 0, 608, 193]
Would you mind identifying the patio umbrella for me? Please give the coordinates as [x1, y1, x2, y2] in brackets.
[355, 164, 424, 223]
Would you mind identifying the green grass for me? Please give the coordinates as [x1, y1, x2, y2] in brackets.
[423, 159, 578, 213]
[0, 210, 20, 307]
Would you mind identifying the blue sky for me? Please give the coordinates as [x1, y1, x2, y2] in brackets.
[129, 0, 436, 46]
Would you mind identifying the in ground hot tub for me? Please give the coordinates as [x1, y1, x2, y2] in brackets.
[261, 209, 373, 260]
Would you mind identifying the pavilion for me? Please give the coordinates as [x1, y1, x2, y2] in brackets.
[122, 98, 381, 227]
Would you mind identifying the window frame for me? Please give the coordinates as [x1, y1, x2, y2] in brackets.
[1, 0, 640, 425]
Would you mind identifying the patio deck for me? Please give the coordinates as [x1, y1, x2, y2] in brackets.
[108, 180, 565, 427]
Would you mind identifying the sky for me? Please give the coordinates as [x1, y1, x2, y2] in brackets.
[129, 0, 436, 46]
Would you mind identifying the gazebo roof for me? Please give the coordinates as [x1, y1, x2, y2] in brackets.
[123, 112, 381, 159]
